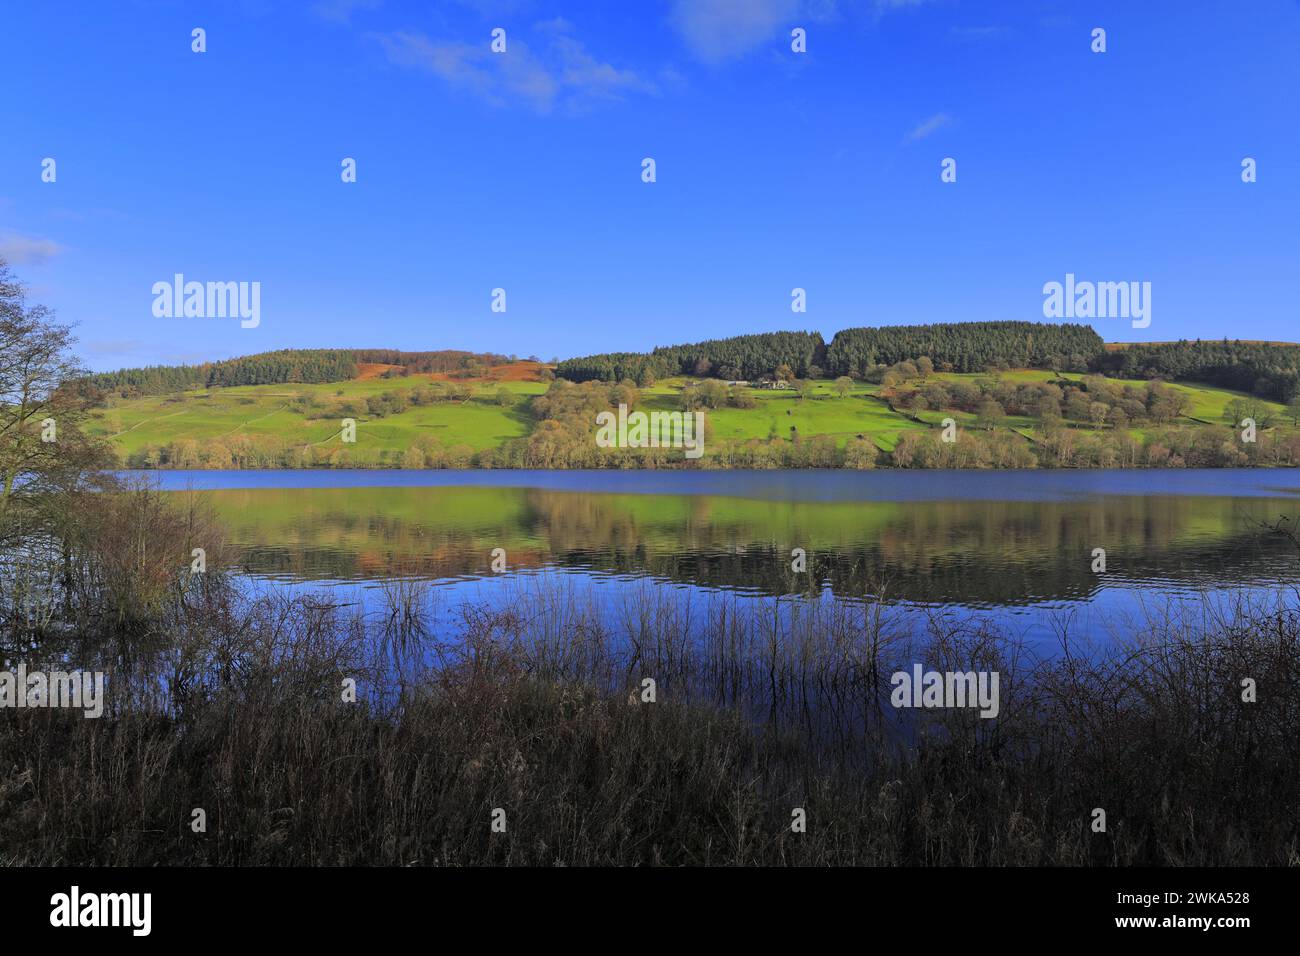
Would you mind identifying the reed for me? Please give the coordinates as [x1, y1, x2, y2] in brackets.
[1, 566, 1296, 866]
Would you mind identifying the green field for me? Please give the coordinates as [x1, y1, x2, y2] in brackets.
[89, 368, 1294, 467]
[91, 377, 548, 460]
[640, 378, 921, 450]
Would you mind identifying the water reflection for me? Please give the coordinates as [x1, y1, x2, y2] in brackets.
[197, 482, 1300, 609]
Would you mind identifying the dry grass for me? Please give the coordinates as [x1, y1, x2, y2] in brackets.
[1, 571, 1297, 866]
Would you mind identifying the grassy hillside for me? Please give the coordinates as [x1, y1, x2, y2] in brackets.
[87, 355, 1299, 471]
[91, 365, 550, 463]
[90, 369, 953, 463]
[639, 378, 921, 450]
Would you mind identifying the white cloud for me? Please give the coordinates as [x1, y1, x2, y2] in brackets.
[0, 232, 63, 265]
[552, 34, 652, 101]
[377, 31, 555, 111]
[906, 112, 951, 141]
[670, 0, 799, 64]
[376, 23, 653, 113]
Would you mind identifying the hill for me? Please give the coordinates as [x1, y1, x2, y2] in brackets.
[88, 361, 1298, 471]
[81, 326, 1300, 470]
[90, 360, 552, 467]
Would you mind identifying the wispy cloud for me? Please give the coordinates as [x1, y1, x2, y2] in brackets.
[47, 207, 128, 223]
[0, 231, 63, 265]
[906, 112, 951, 142]
[874, 0, 937, 10]
[313, 0, 381, 25]
[86, 341, 212, 367]
[948, 25, 1009, 43]
[83, 339, 149, 357]
[377, 31, 554, 111]
[868, 0, 945, 23]
[375, 21, 653, 113]
[455, 0, 535, 12]
[445, 0, 534, 14]
[670, 0, 799, 64]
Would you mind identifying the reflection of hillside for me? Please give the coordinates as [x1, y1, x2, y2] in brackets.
[206, 485, 1300, 604]
[523, 491, 1297, 604]
[239, 543, 554, 582]
[597, 536, 1291, 606]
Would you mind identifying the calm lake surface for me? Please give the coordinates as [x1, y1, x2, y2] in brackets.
[131, 468, 1300, 649]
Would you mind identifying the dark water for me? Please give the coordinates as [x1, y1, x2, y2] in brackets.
[130, 468, 1300, 647]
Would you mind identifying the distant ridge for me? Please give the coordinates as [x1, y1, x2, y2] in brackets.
[84, 348, 513, 397]
[82, 328, 1300, 406]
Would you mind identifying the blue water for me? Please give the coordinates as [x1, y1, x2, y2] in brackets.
[128, 468, 1300, 653]
[124, 467, 1300, 502]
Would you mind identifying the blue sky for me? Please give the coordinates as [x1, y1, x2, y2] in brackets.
[2, 0, 1297, 371]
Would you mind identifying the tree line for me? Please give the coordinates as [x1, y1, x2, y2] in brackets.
[352, 349, 511, 375]
[555, 331, 826, 384]
[557, 324, 1300, 404]
[825, 321, 1105, 376]
[84, 349, 358, 396]
[1094, 339, 1300, 402]
[557, 323, 1105, 385]
[84, 348, 512, 397]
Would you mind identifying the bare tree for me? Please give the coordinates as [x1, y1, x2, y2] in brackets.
[0, 258, 112, 531]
